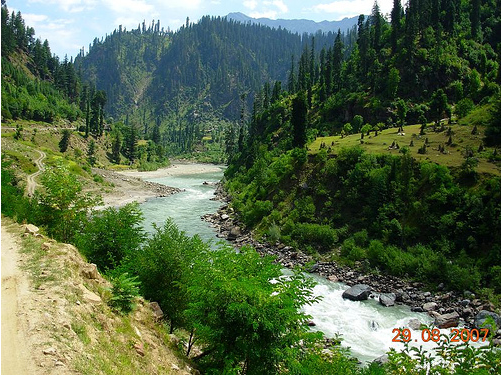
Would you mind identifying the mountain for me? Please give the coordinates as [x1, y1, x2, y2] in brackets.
[75, 17, 356, 153]
[226, 12, 359, 35]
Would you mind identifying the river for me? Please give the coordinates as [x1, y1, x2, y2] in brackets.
[139, 163, 439, 364]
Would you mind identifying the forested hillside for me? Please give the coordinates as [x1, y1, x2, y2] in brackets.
[225, 0, 501, 297]
[1, 3, 81, 122]
[75, 17, 358, 154]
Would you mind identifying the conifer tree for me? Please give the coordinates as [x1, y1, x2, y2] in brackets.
[390, 0, 402, 52]
[291, 93, 308, 148]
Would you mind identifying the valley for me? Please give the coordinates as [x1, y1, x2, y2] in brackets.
[2, 0, 501, 373]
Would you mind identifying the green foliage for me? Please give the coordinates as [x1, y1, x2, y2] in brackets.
[455, 98, 474, 119]
[75, 203, 144, 272]
[385, 332, 501, 374]
[130, 219, 199, 331]
[59, 129, 71, 152]
[108, 273, 141, 314]
[286, 222, 338, 253]
[485, 95, 501, 146]
[226, 142, 501, 292]
[1, 160, 35, 221]
[37, 162, 101, 242]
[126, 219, 337, 373]
[185, 245, 321, 374]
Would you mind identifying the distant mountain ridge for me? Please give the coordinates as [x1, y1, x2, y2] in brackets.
[226, 12, 359, 35]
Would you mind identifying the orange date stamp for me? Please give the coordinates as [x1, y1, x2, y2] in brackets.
[392, 328, 489, 343]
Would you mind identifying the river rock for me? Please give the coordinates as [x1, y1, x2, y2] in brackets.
[423, 302, 438, 312]
[379, 293, 396, 307]
[407, 318, 422, 330]
[342, 284, 371, 301]
[434, 312, 460, 328]
[369, 320, 379, 331]
[221, 214, 229, 220]
[227, 226, 241, 241]
[474, 310, 501, 331]
[327, 275, 338, 282]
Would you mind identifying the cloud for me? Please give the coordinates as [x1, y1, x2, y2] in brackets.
[247, 0, 289, 19]
[250, 10, 278, 19]
[310, 0, 393, 19]
[264, 0, 288, 13]
[22, 13, 49, 24]
[28, 0, 96, 13]
[243, 0, 258, 10]
[161, 0, 203, 10]
[103, 0, 155, 15]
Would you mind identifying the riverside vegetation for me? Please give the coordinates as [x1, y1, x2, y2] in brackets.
[2, 0, 501, 373]
[2, 160, 501, 374]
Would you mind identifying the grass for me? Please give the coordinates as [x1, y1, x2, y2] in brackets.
[1, 149, 38, 174]
[18, 235, 59, 289]
[309, 123, 500, 176]
[71, 321, 91, 345]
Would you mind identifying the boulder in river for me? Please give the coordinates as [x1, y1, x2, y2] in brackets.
[434, 312, 460, 328]
[379, 293, 396, 307]
[227, 226, 241, 241]
[342, 284, 371, 301]
[407, 318, 422, 330]
[422, 302, 438, 312]
[474, 310, 501, 331]
[373, 354, 389, 365]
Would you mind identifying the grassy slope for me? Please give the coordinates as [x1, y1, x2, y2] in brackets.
[3, 218, 194, 374]
[1, 120, 121, 197]
[309, 122, 500, 176]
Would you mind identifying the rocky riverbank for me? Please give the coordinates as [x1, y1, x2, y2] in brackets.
[203, 183, 501, 343]
[93, 168, 182, 208]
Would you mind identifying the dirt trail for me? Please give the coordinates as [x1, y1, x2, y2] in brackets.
[27, 150, 46, 196]
[1, 224, 36, 374]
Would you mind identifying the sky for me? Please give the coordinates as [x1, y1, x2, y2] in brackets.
[6, 0, 395, 59]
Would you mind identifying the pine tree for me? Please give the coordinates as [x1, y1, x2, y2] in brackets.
[87, 140, 97, 166]
[111, 131, 122, 164]
[332, 30, 344, 92]
[390, 0, 402, 52]
[371, 1, 382, 53]
[470, 0, 481, 39]
[288, 55, 296, 93]
[59, 129, 71, 152]
[291, 93, 308, 148]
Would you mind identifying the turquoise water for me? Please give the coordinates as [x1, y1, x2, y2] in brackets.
[140, 166, 225, 243]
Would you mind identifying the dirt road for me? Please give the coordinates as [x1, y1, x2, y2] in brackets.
[1, 225, 36, 374]
[27, 150, 46, 196]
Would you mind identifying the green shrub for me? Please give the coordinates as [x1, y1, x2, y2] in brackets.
[446, 262, 481, 291]
[243, 200, 273, 226]
[108, 273, 140, 313]
[340, 238, 366, 261]
[75, 203, 144, 272]
[92, 173, 104, 183]
[290, 223, 338, 252]
[267, 222, 281, 243]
